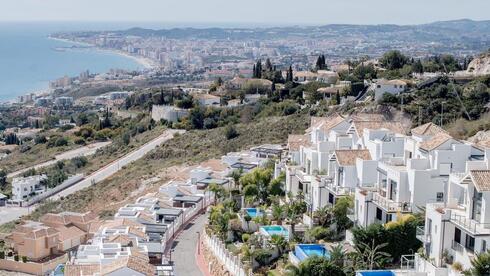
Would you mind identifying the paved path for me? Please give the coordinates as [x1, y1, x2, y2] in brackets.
[7, 141, 112, 178]
[51, 129, 184, 199]
[0, 206, 31, 225]
[172, 214, 207, 276]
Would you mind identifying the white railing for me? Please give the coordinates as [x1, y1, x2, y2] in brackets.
[203, 232, 251, 276]
[372, 193, 412, 213]
[162, 194, 214, 253]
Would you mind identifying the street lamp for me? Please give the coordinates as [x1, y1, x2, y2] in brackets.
[196, 231, 201, 255]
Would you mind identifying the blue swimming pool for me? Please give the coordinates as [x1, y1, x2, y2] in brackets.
[245, 208, 262, 218]
[357, 271, 395, 276]
[295, 244, 330, 261]
[260, 225, 289, 238]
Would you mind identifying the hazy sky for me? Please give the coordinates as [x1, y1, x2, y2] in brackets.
[2, 0, 490, 26]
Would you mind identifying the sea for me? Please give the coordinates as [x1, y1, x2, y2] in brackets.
[0, 22, 150, 102]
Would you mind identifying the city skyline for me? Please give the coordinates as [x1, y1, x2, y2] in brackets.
[2, 0, 490, 26]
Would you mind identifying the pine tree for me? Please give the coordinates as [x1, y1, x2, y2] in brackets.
[265, 58, 273, 72]
[256, 60, 262, 78]
[287, 65, 294, 82]
[336, 91, 341, 105]
[253, 64, 256, 78]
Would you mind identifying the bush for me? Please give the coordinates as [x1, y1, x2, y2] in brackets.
[0, 251, 4, 259]
[21, 256, 27, 263]
[71, 156, 88, 168]
[14, 255, 19, 262]
[74, 137, 86, 145]
[242, 233, 250, 243]
[224, 125, 239, 140]
[34, 135, 47, 144]
[306, 226, 332, 241]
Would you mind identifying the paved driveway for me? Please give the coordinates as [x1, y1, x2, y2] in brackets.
[172, 214, 208, 276]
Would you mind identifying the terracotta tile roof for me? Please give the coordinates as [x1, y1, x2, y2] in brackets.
[100, 255, 155, 276]
[351, 120, 405, 137]
[306, 113, 345, 133]
[335, 150, 372, 166]
[102, 218, 144, 229]
[475, 139, 490, 150]
[470, 170, 490, 192]
[411, 122, 448, 136]
[288, 134, 311, 151]
[319, 114, 346, 133]
[64, 264, 101, 275]
[56, 225, 86, 241]
[108, 234, 137, 246]
[419, 133, 455, 151]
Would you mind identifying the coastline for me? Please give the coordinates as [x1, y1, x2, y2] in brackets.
[48, 36, 159, 69]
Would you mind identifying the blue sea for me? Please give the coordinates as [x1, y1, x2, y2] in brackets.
[0, 22, 148, 102]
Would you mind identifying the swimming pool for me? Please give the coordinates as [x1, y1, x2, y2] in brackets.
[245, 208, 262, 218]
[295, 244, 330, 261]
[260, 225, 289, 238]
[357, 271, 395, 276]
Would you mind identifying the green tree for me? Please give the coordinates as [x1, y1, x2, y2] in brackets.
[380, 50, 409, 70]
[286, 256, 345, 276]
[207, 182, 226, 205]
[468, 251, 490, 276]
[354, 240, 391, 270]
[333, 196, 353, 233]
[270, 234, 288, 256]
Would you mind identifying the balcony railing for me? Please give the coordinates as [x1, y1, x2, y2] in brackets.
[416, 226, 429, 243]
[451, 240, 464, 253]
[450, 213, 490, 235]
[372, 193, 412, 213]
[325, 184, 355, 196]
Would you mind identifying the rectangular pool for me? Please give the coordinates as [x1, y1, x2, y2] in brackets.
[295, 244, 330, 261]
[245, 208, 262, 218]
[260, 225, 289, 238]
[357, 271, 395, 276]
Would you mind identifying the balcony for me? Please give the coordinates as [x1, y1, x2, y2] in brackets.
[371, 193, 412, 213]
[451, 240, 464, 253]
[416, 226, 429, 243]
[347, 207, 356, 223]
[450, 213, 490, 235]
[325, 184, 355, 197]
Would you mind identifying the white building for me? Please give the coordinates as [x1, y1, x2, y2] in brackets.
[372, 79, 407, 100]
[416, 141, 490, 275]
[151, 105, 189, 123]
[193, 93, 221, 107]
[11, 175, 47, 201]
[354, 124, 479, 227]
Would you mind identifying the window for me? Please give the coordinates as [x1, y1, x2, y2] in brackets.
[436, 192, 444, 202]
[328, 193, 334, 204]
[376, 207, 383, 221]
[377, 85, 381, 88]
[473, 188, 483, 221]
[466, 235, 475, 252]
[454, 228, 461, 244]
[386, 214, 392, 223]
[482, 240, 487, 253]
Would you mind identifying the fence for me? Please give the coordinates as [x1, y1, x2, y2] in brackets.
[21, 174, 84, 206]
[202, 231, 250, 276]
[162, 194, 214, 253]
[0, 253, 68, 275]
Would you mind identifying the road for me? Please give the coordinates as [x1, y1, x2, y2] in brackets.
[0, 206, 30, 225]
[51, 129, 184, 199]
[7, 141, 112, 178]
[172, 214, 207, 276]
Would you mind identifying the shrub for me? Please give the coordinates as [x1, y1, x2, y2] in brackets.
[0, 251, 4, 259]
[21, 256, 27, 263]
[242, 233, 250, 243]
[224, 125, 239, 140]
[452, 261, 463, 272]
[14, 255, 19, 262]
[54, 137, 68, 147]
[74, 137, 86, 145]
[34, 135, 47, 144]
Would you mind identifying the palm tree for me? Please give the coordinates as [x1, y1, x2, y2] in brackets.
[469, 251, 490, 275]
[229, 168, 243, 190]
[272, 203, 284, 224]
[313, 205, 333, 227]
[269, 234, 288, 256]
[285, 256, 345, 276]
[355, 240, 391, 270]
[207, 182, 225, 205]
[329, 244, 346, 268]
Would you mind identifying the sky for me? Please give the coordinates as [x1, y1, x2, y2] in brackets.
[2, 0, 490, 26]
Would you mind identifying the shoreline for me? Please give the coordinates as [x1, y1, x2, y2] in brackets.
[48, 36, 159, 69]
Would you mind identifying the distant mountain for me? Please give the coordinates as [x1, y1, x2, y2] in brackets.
[109, 19, 490, 40]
